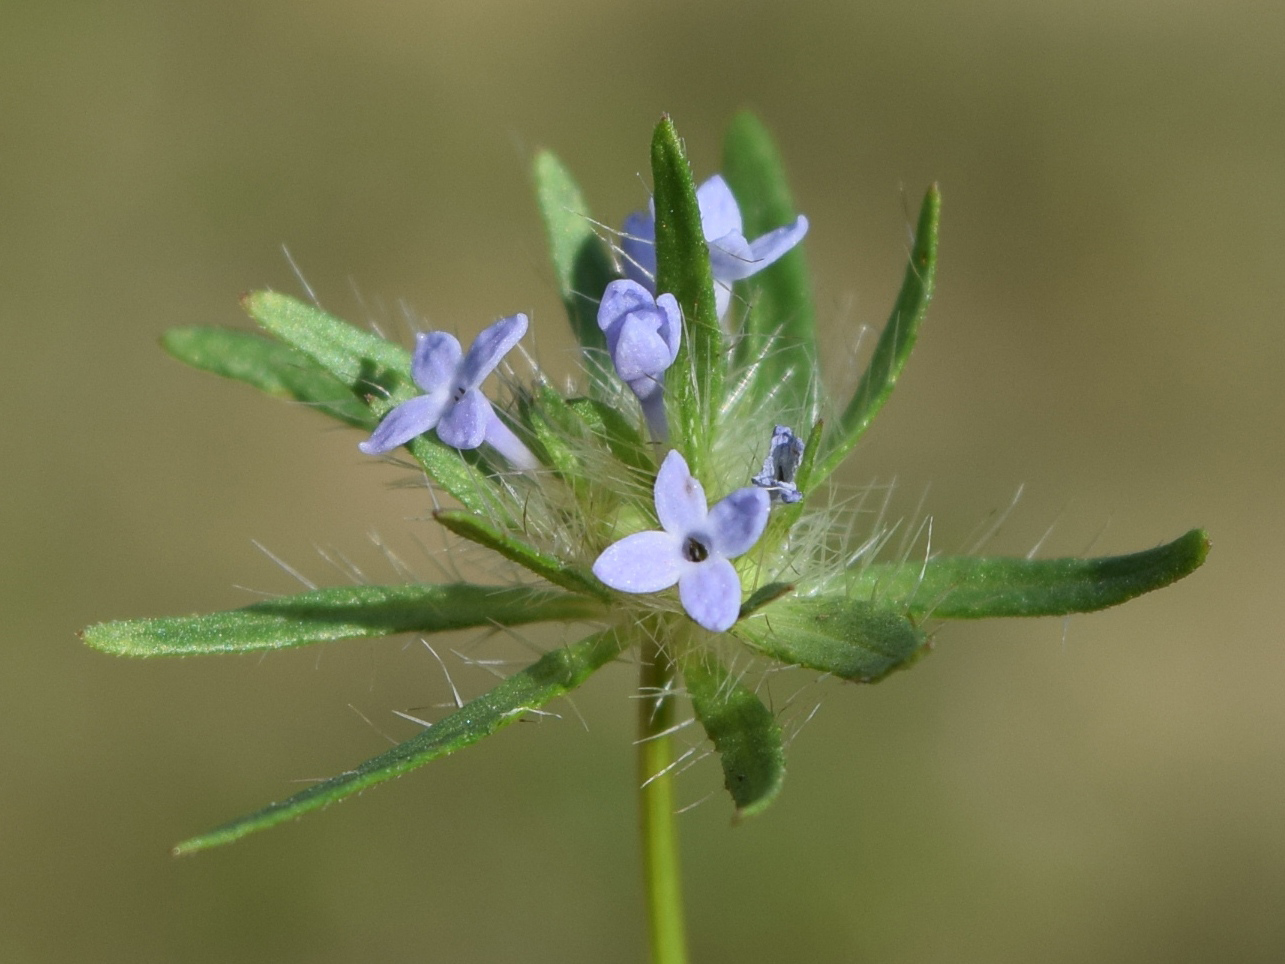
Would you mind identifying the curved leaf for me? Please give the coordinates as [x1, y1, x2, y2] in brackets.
[680, 651, 785, 818]
[849, 529, 1210, 619]
[84, 584, 601, 657]
[174, 627, 629, 853]
[814, 184, 940, 484]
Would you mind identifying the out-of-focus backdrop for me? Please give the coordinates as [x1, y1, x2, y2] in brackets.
[3, 2, 1281, 961]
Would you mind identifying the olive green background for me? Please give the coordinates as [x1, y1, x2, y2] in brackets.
[3, 2, 1281, 961]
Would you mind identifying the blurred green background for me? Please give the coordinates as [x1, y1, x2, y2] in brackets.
[3, 1, 1281, 961]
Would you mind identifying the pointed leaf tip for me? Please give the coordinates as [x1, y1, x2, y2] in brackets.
[848, 528, 1210, 620]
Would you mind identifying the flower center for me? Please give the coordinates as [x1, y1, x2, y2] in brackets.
[682, 535, 710, 563]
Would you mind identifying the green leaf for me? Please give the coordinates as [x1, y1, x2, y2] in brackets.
[732, 595, 926, 683]
[722, 111, 818, 418]
[532, 150, 619, 390]
[84, 584, 600, 657]
[433, 510, 610, 601]
[173, 627, 629, 853]
[241, 291, 493, 513]
[161, 327, 374, 428]
[848, 529, 1210, 619]
[813, 184, 941, 485]
[680, 650, 785, 818]
[651, 115, 723, 475]
[241, 291, 410, 390]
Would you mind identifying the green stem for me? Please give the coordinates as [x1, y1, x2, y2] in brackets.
[637, 632, 689, 964]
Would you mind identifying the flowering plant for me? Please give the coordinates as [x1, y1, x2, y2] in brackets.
[83, 113, 1206, 963]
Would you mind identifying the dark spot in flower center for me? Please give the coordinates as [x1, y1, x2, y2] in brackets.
[682, 535, 709, 563]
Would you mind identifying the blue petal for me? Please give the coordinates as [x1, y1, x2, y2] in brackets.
[696, 175, 743, 241]
[598, 279, 656, 332]
[678, 557, 742, 632]
[654, 293, 682, 360]
[707, 487, 770, 558]
[613, 314, 673, 384]
[744, 216, 809, 273]
[457, 313, 527, 391]
[411, 331, 462, 393]
[358, 391, 451, 455]
[654, 450, 707, 536]
[620, 211, 657, 290]
[592, 530, 684, 593]
[706, 230, 757, 283]
[435, 389, 492, 450]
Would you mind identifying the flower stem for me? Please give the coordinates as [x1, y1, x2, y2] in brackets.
[637, 633, 689, 964]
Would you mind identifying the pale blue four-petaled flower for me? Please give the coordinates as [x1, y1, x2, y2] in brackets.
[593, 450, 770, 632]
[359, 313, 537, 470]
[597, 278, 681, 441]
[621, 174, 809, 320]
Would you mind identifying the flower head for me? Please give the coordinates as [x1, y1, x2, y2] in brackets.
[592, 450, 770, 632]
[621, 174, 809, 319]
[752, 424, 805, 504]
[359, 313, 536, 469]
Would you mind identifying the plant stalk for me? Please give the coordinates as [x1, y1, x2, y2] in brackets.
[637, 632, 689, 964]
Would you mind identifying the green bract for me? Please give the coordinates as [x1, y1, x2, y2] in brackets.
[85, 113, 1207, 860]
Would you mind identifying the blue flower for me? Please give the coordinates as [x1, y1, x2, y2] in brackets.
[359, 313, 537, 470]
[597, 279, 681, 440]
[752, 424, 805, 504]
[592, 450, 770, 632]
[621, 174, 809, 319]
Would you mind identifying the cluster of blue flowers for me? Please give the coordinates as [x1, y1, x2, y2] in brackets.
[358, 175, 809, 632]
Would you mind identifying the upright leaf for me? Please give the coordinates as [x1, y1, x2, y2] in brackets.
[813, 185, 940, 484]
[162, 327, 374, 428]
[732, 595, 926, 683]
[680, 650, 785, 818]
[651, 115, 723, 475]
[84, 584, 600, 657]
[848, 529, 1210, 619]
[532, 151, 619, 390]
[174, 628, 629, 853]
[722, 112, 818, 418]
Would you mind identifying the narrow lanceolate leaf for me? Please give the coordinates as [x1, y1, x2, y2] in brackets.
[174, 627, 629, 854]
[433, 510, 610, 601]
[848, 529, 1210, 619]
[532, 151, 619, 389]
[162, 327, 374, 428]
[241, 291, 492, 512]
[651, 115, 723, 476]
[732, 596, 926, 683]
[722, 111, 818, 418]
[680, 651, 785, 818]
[814, 185, 940, 485]
[83, 584, 601, 657]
